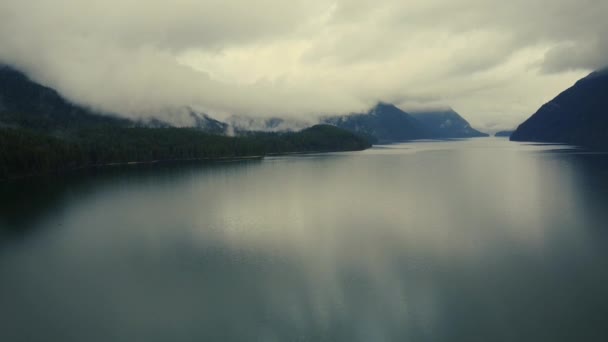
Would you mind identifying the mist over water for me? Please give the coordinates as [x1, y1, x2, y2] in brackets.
[1, 138, 608, 341]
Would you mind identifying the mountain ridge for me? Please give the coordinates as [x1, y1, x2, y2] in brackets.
[409, 108, 489, 138]
[323, 103, 430, 143]
[323, 104, 488, 142]
[511, 69, 608, 149]
[0, 65, 132, 132]
[0, 65, 371, 179]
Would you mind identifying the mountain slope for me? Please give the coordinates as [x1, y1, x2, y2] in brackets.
[0, 125, 371, 179]
[510, 69, 608, 149]
[189, 111, 228, 134]
[0, 65, 131, 132]
[410, 109, 488, 138]
[0, 66, 230, 134]
[0, 65, 372, 178]
[324, 103, 430, 142]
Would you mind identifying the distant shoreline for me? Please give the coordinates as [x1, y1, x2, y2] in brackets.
[0, 125, 372, 181]
[0, 147, 374, 182]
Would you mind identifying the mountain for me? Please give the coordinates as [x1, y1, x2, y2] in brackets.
[189, 111, 228, 134]
[323, 103, 430, 143]
[323, 103, 488, 142]
[0, 66, 233, 135]
[0, 65, 132, 132]
[495, 130, 514, 137]
[410, 109, 488, 138]
[0, 65, 371, 179]
[510, 69, 608, 149]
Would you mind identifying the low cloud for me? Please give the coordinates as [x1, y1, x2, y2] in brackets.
[0, 0, 606, 129]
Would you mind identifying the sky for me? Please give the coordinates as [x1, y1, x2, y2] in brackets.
[0, 0, 606, 131]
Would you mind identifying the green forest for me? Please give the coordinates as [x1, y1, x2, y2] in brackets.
[0, 125, 371, 179]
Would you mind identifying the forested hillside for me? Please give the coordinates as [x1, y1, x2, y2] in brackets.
[0, 125, 371, 179]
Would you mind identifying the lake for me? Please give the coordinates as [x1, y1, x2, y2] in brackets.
[1, 138, 608, 341]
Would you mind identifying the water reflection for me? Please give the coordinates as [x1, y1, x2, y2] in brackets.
[1, 139, 608, 341]
[0, 160, 263, 235]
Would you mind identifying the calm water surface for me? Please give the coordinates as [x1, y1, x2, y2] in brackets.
[1, 138, 608, 341]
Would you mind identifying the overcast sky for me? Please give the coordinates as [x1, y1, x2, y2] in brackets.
[1, 0, 606, 130]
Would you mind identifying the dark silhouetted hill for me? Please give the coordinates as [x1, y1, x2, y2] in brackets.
[511, 69, 608, 150]
[0, 65, 131, 132]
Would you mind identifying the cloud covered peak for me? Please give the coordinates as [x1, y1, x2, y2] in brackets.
[0, 0, 606, 130]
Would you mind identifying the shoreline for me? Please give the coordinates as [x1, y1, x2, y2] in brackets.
[0, 147, 369, 182]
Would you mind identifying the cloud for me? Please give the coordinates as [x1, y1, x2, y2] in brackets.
[542, 39, 608, 73]
[0, 0, 606, 129]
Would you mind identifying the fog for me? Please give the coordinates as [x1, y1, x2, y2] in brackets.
[1, 0, 606, 129]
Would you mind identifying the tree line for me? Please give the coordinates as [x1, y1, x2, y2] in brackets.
[0, 125, 371, 179]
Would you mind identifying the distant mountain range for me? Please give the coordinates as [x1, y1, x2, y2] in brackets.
[0, 65, 131, 132]
[0, 64, 488, 144]
[323, 103, 488, 143]
[511, 69, 608, 149]
[222, 105, 489, 143]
